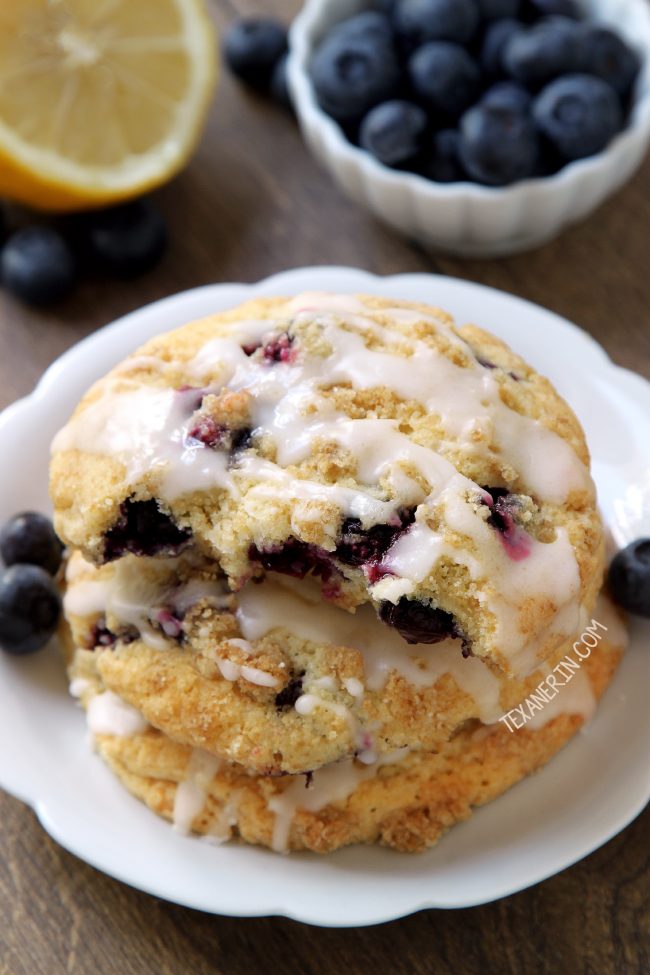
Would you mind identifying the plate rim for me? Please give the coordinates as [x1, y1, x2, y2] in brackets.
[1, 265, 649, 927]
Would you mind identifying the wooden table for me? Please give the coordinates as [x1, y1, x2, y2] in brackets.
[1, 2, 649, 972]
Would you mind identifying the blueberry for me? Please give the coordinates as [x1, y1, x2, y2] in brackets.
[1, 227, 76, 306]
[525, 0, 582, 19]
[478, 0, 520, 18]
[0, 564, 61, 655]
[249, 541, 335, 582]
[504, 18, 582, 88]
[275, 675, 304, 710]
[608, 539, 650, 618]
[378, 597, 460, 645]
[336, 511, 415, 566]
[329, 11, 395, 47]
[103, 500, 191, 561]
[393, 0, 480, 49]
[459, 101, 539, 184]
[83, 199, 167, 278]
[224, 18, 287, 90]
[482, 80, 532, 112]
[408, 42, 481, 119]
[533, 73, 622, 159]
[480, 18, 523, 76]
[420, 129, 466, 182]
[578, 26, 641, 97]
[0, 512, 63, 576]
[271, 53, 293, 110]
[310, 34, 400, 122]
[360, 100, 428, 166]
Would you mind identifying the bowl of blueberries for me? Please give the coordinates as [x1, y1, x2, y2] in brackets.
[288, 0, 650, 256]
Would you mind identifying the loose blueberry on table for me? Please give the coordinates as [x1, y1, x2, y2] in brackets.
[291, 0, 640, 187]
[0, 196, 168, 308]
[1, 226, 77, 305]
[80, 198, 168, 278]
[608, 539, 650, 619]
[223, 18, 290, 103]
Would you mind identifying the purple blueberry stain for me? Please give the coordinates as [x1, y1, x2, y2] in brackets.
[474, 356, 521, 381]
[476, 356, 497, 370]
[263, 331, 296, 363]
[482, 487, 532, 561]
[241, 331, 296, 363]
[378, 597, 462, 646]
[153, 607, 184, 639]
[87, 621, 117, 649]
[87, 619, 138, 650]
[248, 540, 336, 582]
[185, 415, 227, 448]
[103, 499, 191, 562]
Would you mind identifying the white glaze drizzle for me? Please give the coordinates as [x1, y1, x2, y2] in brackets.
[86, 691, 149, 737]
[237, 577, 503, 721]
[525, 667, 597, 730]
[53, 293, 593, 666]
[268, 747, 409, 853]
[172, 748, 221, 835]
[69, 677, 91, 698]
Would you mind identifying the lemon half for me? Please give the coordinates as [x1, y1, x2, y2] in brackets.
[0, 0, 217, 211]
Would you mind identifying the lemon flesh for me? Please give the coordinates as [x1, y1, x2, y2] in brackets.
[0, 0, 217, 210]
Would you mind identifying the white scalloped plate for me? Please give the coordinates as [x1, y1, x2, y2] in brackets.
[0, 267, 648, 927]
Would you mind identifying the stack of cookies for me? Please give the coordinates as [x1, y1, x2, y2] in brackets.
[51, 293, 625, 853]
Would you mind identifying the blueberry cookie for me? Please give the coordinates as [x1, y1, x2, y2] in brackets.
[63, 607, 624, 853]
[64, 549, 613, 775]
[51, 293, 603, 676]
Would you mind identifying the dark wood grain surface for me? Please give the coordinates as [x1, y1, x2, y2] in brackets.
[1, 1, 649, 972]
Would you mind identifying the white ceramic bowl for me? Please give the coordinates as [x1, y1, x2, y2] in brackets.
[288, 0, 650, 257]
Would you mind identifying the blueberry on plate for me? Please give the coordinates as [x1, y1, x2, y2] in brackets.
[578, 26, 641, 97]
[310, 33, 400, 122]
[0, 564, 62, 656]
[1, 226, 76, 306]
[409, 42, 481, 118]
[533, 73, 622, 160]
[360, 100, 428, 166]
[482, 80, 532, 112]
[608, 539, 650, 618]
[480, 18, 523, 76]
[478, 0, 520, 19]
[84, 199, 167, 278]
[0, 512, 64, 576]
[223, 18, 287, 90]
[420, 128, 466, 182]
[393, 0, 481, 49]
[503, 17, 583, 88]
[525, 0, 582, 19]
[328, 11, 395, 47]
[459, 101, 539, 184]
